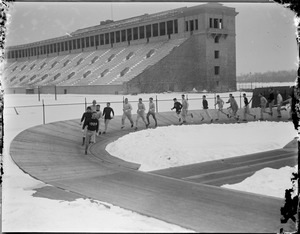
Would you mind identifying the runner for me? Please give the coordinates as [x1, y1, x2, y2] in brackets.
[91, 104, 102, 143]
[121, 98, 134, 129]
[181, 94, 193, 125]
[135, 98, 148, 130]
[102, 102, 114, 134]
[89, 100, 97, 111]
[83, 111, 99, 155]
[268, 88, 275, 117]
[276, 90, 283, 118]
[146, 97, 158, 128]
[258, 93, 269, 120]
[226, 94, 239, 122]
[202, 95, 213, 123]
[214, 95, 227, 121]
[281, 95, 292, 120]
[80, 106, 93, 146]
[171, 98, 183, 122]
[242, 93, 256, 121]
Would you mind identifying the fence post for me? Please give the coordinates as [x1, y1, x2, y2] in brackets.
[54, 85, 57, 101]
[38, 86, 40, 102]
[84, 97, 87, 110]
[156, 95, 158, 113]
[214, 92, 216, 109]
[42, 99, 45, 124]
[239, 92, 242, 108]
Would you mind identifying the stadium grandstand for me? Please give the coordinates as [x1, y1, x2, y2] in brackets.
[3, 3, 238, 95]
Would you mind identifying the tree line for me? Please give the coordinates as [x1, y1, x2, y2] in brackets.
[237, 70, 297, 83]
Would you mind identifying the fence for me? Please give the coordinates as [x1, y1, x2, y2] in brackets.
[5, 93, 249, 125]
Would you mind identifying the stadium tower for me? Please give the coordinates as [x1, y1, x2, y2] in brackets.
[3, 3, 238, 94]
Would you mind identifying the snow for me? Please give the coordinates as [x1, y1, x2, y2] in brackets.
[2, 93, 297, 232]
[222, 166, 298, 199]
[106, 122, 296, 171]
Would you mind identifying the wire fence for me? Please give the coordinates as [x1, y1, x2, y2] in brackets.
[5, 93, 248, 125]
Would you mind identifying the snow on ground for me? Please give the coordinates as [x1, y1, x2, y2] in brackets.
[2, 93, 297, 232]
[106, 122, 296, 171]
[222, 165, 298, 199]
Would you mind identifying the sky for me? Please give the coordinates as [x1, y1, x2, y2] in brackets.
[3, 1, 298, 75]
[2, 92, 298, 232]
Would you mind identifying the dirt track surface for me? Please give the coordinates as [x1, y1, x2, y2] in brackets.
[9, 112, 297, 232]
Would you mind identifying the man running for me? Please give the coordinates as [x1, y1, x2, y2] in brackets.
[135, 98, 148, 130]
[89, 100, 97, 112]
[91, 104, 102, 142]
[146, 97, 158, 128]
[258, 93, 269, 120]
[214, 95, 227, 121]
[202, 95, 212, 123]
[80, 106, 93, 146]
[242, 93, 256, 121]
[226, 94, 239, 121]
[181, 94, 193, 125]
[121, 98, 134, 129]
[171, 98, 183, 122]
[102, 102, 114, 134]
[276, 90, 283, 118]
[83, 111, 99, 155]
[268, 88, 275, 116]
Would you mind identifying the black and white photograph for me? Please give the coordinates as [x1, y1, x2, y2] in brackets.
[0, 0, 299, 233]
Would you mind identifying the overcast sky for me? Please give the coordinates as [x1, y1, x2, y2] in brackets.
[4, 2, 298, 75]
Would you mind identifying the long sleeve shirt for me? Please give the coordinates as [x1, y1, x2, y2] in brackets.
[172, 102, 182, 112]
[260, 96, 268, 106]
[81, 112, 92, 129]
[102, 107, 114, 119]
[137, 103, 146, 115]
[244, 97, 249, 106]
[149, 102, 155, 113]
[123, 103, 132, 113]
[83, 118, 99, 132]
[203, 99, 209, 109]
[182, 99, 188, 110]
[216, 98, 224, 109]
[277, 94, 283, 104]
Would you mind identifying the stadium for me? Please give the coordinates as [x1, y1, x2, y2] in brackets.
[2, 2, 298, 233]
[3, 3, 237, 94]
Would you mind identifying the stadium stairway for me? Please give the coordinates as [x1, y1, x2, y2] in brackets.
[9, 110, 297, 232]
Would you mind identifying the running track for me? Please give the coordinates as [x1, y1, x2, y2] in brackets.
[10, 110, 297, 232]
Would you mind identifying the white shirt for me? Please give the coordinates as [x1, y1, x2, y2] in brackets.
[277, 94, 283, 104]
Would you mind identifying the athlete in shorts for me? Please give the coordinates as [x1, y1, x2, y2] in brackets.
[135, 98, 147, 130]
[171, 98, 183, 122]
[80, 106, 92, 146]
[146, 97, 157, 128]
[102, 102, 114, 134]
[242, 93, 256, 121]
[214, 95, 227, 121]
[121, 98, 134, 129]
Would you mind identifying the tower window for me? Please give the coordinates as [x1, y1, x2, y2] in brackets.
[214, 66, 220, 75]
[214, 36, 220, 43]
[214, 51, 219, 59]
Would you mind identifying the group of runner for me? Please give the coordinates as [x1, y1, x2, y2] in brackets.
[80, 90, 291, 154]
[79, 97, 158, 154]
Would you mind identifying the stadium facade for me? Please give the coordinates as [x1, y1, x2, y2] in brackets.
[3, 3, 238, 94]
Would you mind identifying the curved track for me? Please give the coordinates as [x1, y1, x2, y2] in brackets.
[10, 112, 297, 232]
